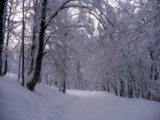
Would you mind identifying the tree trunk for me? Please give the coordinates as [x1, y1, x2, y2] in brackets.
[120, 80, 125, 97]
[18, 49, 22, 81]
[3, 31, 9, 75]
[21, 0, 25, 86]
[0, 0, 7, 76]
[27, 0, 39, 75]
[59, 41, 67, 93]
[27, 0, 47, 91]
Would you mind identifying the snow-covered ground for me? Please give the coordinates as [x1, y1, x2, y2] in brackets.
[0, 76, 160, 120]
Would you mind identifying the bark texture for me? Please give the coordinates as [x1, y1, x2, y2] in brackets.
[27, 0, 47, 91]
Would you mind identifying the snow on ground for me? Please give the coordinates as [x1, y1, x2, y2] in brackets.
[0, 76, 160, 120]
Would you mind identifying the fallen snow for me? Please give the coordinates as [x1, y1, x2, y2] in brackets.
[0, 76, 160, 120]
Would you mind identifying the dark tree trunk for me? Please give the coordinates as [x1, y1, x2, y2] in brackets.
[0, 0, 7, 76]
[3, 0, 13, 75]
[27, 0, 47, 91]
[62, 72, 66, 93]
[106, 79, 110, 92]
[3, 22, 10, 75]
[150, 50, 154, 80]
[18, 49, 22, 81]
[21, 0, 25, 86]
[149, 49, 158, 81]
[62, 43, 67, 93]
[59, 42, 67, 93]
[112, 80, 118, 96]
[27, 0, 39, 75]
[120, 80, 125, 97]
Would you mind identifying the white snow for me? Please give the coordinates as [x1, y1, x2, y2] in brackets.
[0, 76, 160, 120]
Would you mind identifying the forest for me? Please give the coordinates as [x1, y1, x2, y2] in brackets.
[0, 0, 160, 102]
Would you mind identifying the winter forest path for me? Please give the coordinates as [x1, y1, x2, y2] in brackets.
[0, 76, 160, 120]
[65, 90, 160, 120]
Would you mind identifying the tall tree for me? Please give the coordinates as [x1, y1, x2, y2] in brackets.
[3, 0, 20, 75]
[21, 0, 25, 86]
[27, 0, 39, 76]
[27, 0, 47, 91]
[0, 0, 8, 76]
[26, 0, 83, 91]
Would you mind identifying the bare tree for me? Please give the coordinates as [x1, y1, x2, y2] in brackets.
[27, 0, 48, 91]
[0, 0, 8, 76]
[21, 0, 25, 86]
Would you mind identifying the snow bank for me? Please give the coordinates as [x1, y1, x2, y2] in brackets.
[0, 76, 160, 120]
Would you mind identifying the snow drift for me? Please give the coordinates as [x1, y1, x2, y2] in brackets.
[0, 76, 160, 120]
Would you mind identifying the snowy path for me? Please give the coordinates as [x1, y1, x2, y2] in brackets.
[65, 93, 160, 120]
[0, 76, 160, 120]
